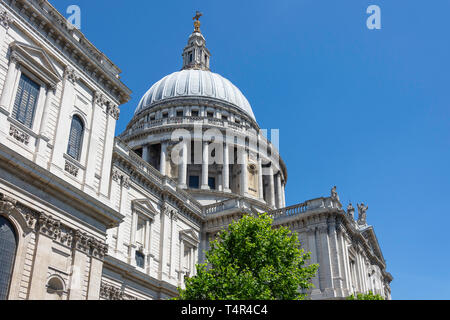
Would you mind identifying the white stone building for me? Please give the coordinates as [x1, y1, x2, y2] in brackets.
[0, 0, 392, 300]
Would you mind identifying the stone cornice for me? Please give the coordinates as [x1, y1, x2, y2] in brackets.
[129, 96, 260, 131]
[1, 0, 131, 104]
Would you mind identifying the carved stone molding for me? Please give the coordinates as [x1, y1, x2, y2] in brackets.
[0, 9, 13, 29]
[111, 168, 130, 189]
[94, 91, 108, 107]
[100, 282, 137, 300]
[64, 160, 79, 177]
[106, 103, 120, 120]
[306, 226, 316, 235]
[9, 124, 30, 145]
[64, 67, 79, 84]
[0, 193, 17, 214]
[3, 196, 109, 259]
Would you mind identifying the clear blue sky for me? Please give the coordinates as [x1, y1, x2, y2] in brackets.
[51, 0, 450, 300]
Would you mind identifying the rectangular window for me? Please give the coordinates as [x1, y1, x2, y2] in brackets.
[135, 251, 145, 269]
[207, 112, 214, 118]
[191, 110, 199, 117]
[208, 177, 216, 190]
[189, 176, 200, 189]
[12, 73, 40, 128]
[136, 218, 145, 246]
[162, 112, 168, 119]
[176, 110, 184, 117]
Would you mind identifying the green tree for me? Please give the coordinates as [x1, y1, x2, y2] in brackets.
[176, 213, 318, 300]
[347, 291, 384, 300]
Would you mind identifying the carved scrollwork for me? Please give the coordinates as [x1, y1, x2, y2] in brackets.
[9, 125, 30, 145]
[99, 282, 137, 300]
[111, 168, 131, 189]
[64, 67, 79, 84]
[64, 160, 79, 177]
[106, 103, 120, 120]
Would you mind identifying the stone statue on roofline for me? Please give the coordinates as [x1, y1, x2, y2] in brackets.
[357, 203, 368, 226]
[331, 186, 340, 201]
[347, 203, 355, 220]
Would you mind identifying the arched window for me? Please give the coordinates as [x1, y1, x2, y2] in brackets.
[12, 73, 40, 128]
[67, 115, 84, 161]
[46, 276, 65, 300]
[0, 216, 17, 300]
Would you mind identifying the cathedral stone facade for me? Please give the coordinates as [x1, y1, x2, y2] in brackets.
[0, 0, 392, 300]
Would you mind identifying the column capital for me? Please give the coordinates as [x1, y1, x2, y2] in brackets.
[0, 10, 14, 29]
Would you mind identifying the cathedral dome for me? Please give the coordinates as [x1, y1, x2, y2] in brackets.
[134, 69, 256, 121]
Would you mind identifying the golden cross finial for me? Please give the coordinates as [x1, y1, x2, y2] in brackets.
[193, 11, 202, 32]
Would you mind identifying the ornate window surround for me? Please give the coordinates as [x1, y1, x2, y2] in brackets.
[4, 42, 61, 149]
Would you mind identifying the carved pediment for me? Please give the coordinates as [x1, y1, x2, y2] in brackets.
[180, 229, 199, 247]
[10, 41, 61, 87]
[131, 199, 159, 220]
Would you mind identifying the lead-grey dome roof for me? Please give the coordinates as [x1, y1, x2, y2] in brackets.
[134, 69, 256, 121]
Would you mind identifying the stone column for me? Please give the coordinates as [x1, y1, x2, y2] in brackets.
[0, 54, 18, 137]
[38, 86, 55, 139]
[142, 145, 149, 163]
[69, 246, 90, 300]
[257, 156, 264, 201]
[0, 54, 18, 112]
[222, 143, 231, 192]
[160, 141, 167, 175]
[190, 247, 195, 275]
[179, 239, 185, 284]
[170, 213, 178, 280]
[318, 224, 334, 297]
[240, 147, 248, 196]
[28, 233, 53, 299]
[178, 142, 187, 188]
[82, 92, 103, 194]
[281, 183, 286, 207]
[87, 257, 103, 300]
[338, 229, 351, 295]
[328, 221, 344, 296]
[268, 166, 276, 208]
[276, 172, 283, 209]
[145, 220, 151, 253]
[307, 227, 321, 296]
[50, 68, 77, 171]
[201, 141, 209, 189]
[34, 86, 55, 168]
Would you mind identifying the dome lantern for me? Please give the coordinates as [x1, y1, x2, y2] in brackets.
[182, 11, 211, 71]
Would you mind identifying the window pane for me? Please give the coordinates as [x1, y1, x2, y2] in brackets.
[67, 116, 84, 161]
[12, 74, 40, 128]
[0, 216, 17, 300]
[189, 176, 199, 189]
[208, 177, 216, 190]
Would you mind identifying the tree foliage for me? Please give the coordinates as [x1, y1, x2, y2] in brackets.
[176, 213, 318, 300]
[347, 291, 385, 300]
